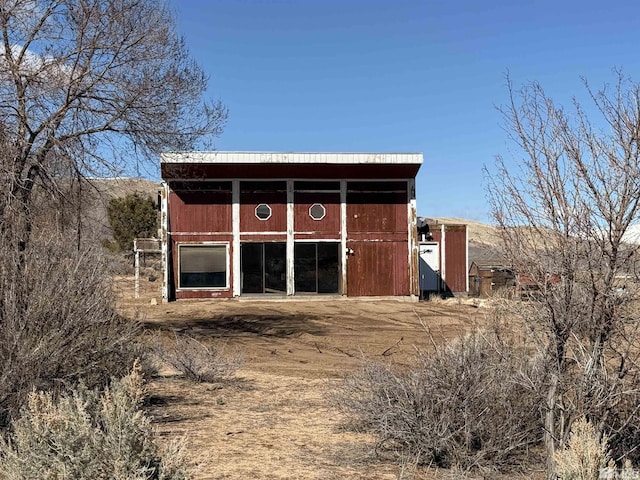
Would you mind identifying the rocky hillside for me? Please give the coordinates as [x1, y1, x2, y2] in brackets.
[82, 177, 161, 240]
[429, 217, 503, 266]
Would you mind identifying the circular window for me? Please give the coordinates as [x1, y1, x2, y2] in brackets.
[309, 203, 326, 220]
[255, 203, 272, 220]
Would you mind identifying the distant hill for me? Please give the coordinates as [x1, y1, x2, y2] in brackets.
[428, 217, 503, 267]
[89, 177, 161, 199]
[428, 217, 498, 245]
[82, 177, 161, 241]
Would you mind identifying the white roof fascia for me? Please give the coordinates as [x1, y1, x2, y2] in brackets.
[161, 151, 423, 165]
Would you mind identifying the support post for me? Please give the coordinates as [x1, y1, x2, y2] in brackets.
[286, 180, 295, 296]
[340, 179, 347, 295]
[161, 183, 169, 302]
[134, 241, 140, 299]
[440, 224, 446, 292]
[407, 178, 418, 297]
[232, 180, 240, 297]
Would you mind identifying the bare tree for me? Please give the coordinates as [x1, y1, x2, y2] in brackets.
[0, 229, 141, 428]
[0, 0, 226, 244]
[488, 71, 640, 477]
[0, 0, 226, 430]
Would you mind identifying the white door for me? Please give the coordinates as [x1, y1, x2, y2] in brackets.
[419, 242, 440, 291]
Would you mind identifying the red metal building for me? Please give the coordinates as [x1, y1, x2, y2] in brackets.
[160, 152, 423, 301]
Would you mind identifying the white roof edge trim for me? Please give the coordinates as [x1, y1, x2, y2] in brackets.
[161, 151, 423, 165]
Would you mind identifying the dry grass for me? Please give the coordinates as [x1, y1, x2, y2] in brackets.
[119, 276, 545, 479]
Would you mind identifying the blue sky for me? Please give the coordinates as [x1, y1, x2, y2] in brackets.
[173, 0, 640, 223]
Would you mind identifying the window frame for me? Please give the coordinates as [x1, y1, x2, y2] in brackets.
[255, 203, 272, 221]
[309, 203, 326, 221]
[177, 242, 230, 290]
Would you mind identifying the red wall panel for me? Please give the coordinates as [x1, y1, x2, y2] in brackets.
[444, 226, 467, 293]
[346, 241, 409, 296]
[239, 234, 287, 242]
[346, 193, 408, 233]
[240, 191, 287, 232]
[169, 191, 232, 233]
[294, 192, 340, 233]
[294, 233, 341, 240]
[348, 232, 407, 242]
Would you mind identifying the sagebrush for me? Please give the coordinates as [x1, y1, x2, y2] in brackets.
[336, 327, 542, 470]
[0, 363, 188, 480]
[553, 416, 609, 480]
[151, 334, 243, 383]
[0, 233, 140, 429]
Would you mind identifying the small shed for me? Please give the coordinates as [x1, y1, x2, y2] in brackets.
[418, 221, 469, 296]
[468, 261, 515, 297]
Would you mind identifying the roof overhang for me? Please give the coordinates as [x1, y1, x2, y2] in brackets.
[161, 151, 423, 180]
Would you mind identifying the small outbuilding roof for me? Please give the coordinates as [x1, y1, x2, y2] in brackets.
[469, 260, 513, 271]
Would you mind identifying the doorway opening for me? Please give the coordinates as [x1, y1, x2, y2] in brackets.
[294, 242, 340, 294]
[419, 242, 440, 294]
[241, 242, 286, 294]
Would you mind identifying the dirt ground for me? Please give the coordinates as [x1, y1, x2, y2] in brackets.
[116, 276, 530, 480]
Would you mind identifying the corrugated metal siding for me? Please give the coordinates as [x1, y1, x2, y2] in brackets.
[424, 225, 469, 295]
[346, 241, 409, 296]
[239, 234, 287, 242]
[444, 225, 467, 293]
[294, 192, 340, 233]
[240, 193, 287, 232]
[348, 232, 407, 241]
[342, 181, 410, 296]
[346, 195, 408, 233]
[294, 233, 341, 240]
[169, 191, 232, 233]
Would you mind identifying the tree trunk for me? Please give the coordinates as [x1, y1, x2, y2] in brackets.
[545, 373, 559, 479]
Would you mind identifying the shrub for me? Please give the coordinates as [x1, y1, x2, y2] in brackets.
[153, 334, 243, 383]
[336, 328, 542, 470]
[0, 364, 188, 480]
[0, 234, 140, 429]
[107, 193, 158, 251]
[553, 416, 609, 480]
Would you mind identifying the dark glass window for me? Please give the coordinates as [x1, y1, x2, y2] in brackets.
[294, 242, 339, 294]
[309, 203, 326, 220]
[179, 245, 227, 288]
[241, 243, 286, 294]
[255, 203, 272, 220]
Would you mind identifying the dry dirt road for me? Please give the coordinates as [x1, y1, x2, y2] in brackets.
[117, 277, 518, 480]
